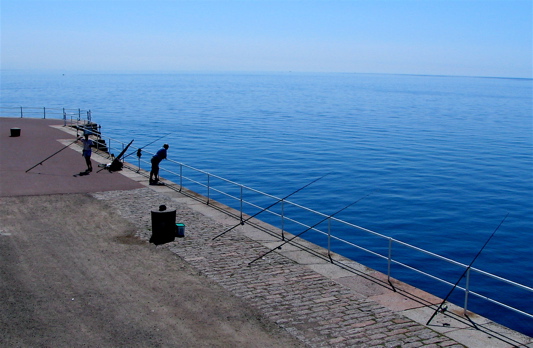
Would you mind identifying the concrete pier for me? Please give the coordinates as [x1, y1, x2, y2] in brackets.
[1, 117, 531, 347]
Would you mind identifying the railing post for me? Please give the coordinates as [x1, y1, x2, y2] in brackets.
[281, 200, 285, 240]
[464, 267, 471, 315]
[207, 174, 210, 205]
[240, 186, 243, 222]
[387, 238, 393, 279]
[179, 164, 183, 192]
[43, 107, 46, 119]
[327, 217, 332, 261]
[20, 107, 23, 118]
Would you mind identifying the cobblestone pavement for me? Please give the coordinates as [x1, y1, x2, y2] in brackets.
[93, 188, 465, 348]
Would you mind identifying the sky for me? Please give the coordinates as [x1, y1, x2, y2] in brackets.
[1, 0, 531, 78]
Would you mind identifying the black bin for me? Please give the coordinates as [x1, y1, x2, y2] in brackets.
[10, 128, 21, 137]
[150, 209, 176, 245]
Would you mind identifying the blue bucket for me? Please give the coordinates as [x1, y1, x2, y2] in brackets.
[176, 223, 185, 237]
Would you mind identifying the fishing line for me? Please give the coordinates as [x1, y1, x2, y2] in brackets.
[426, 213, 509, 326]
[212, 173, 331, 240]
[248, 189, 377, 265]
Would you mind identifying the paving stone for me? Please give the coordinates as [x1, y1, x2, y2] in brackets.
[93, 187, 468, 347]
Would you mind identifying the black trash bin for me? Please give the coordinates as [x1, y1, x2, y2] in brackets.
[10, 128, 21, 137]
[150, 209, 176, 245]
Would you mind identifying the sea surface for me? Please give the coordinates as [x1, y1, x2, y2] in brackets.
[2, 71, 532, 336]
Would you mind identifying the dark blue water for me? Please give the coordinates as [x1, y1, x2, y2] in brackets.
[2, 72, 532, 336]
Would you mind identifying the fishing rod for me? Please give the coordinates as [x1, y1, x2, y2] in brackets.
[212, 173, 331, 240]
[123, 133, 171, 160]
[249, 189, 377, 265]
[426, 213, 509, 326]
[26, 138, 80, 173]
[98, 139, 134, 172]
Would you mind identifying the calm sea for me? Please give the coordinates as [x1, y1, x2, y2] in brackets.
[2, 71, 532, 336]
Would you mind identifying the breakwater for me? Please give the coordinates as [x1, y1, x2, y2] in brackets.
[2, 112, 533, 339]
[2, 116, 532, 346]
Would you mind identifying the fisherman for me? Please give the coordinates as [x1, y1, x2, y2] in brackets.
[150, 143, 169, 184]
[79, 131, 93, 172]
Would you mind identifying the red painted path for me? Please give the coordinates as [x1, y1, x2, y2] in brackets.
[0, 117, 143, 197]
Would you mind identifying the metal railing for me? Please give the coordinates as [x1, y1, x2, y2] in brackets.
[0, 106, 92, 127]
[93, 133, 533, 329]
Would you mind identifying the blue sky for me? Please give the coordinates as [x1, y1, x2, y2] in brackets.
[1, 0, 531, 77]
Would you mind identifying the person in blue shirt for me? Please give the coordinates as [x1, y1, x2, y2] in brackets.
[79, 132, 94, 172]
[150, 144, 169, 184]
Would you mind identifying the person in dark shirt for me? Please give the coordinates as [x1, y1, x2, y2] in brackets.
[150, 144, 169, 184]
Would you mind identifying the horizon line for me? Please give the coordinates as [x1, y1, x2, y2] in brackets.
[1, 68, 531, 81]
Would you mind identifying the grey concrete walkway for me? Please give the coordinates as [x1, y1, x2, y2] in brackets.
[96, 185, 531, 348]
[1, 118, 531, 347]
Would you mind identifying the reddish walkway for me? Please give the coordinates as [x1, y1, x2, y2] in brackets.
[0, 118, 143, 197]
